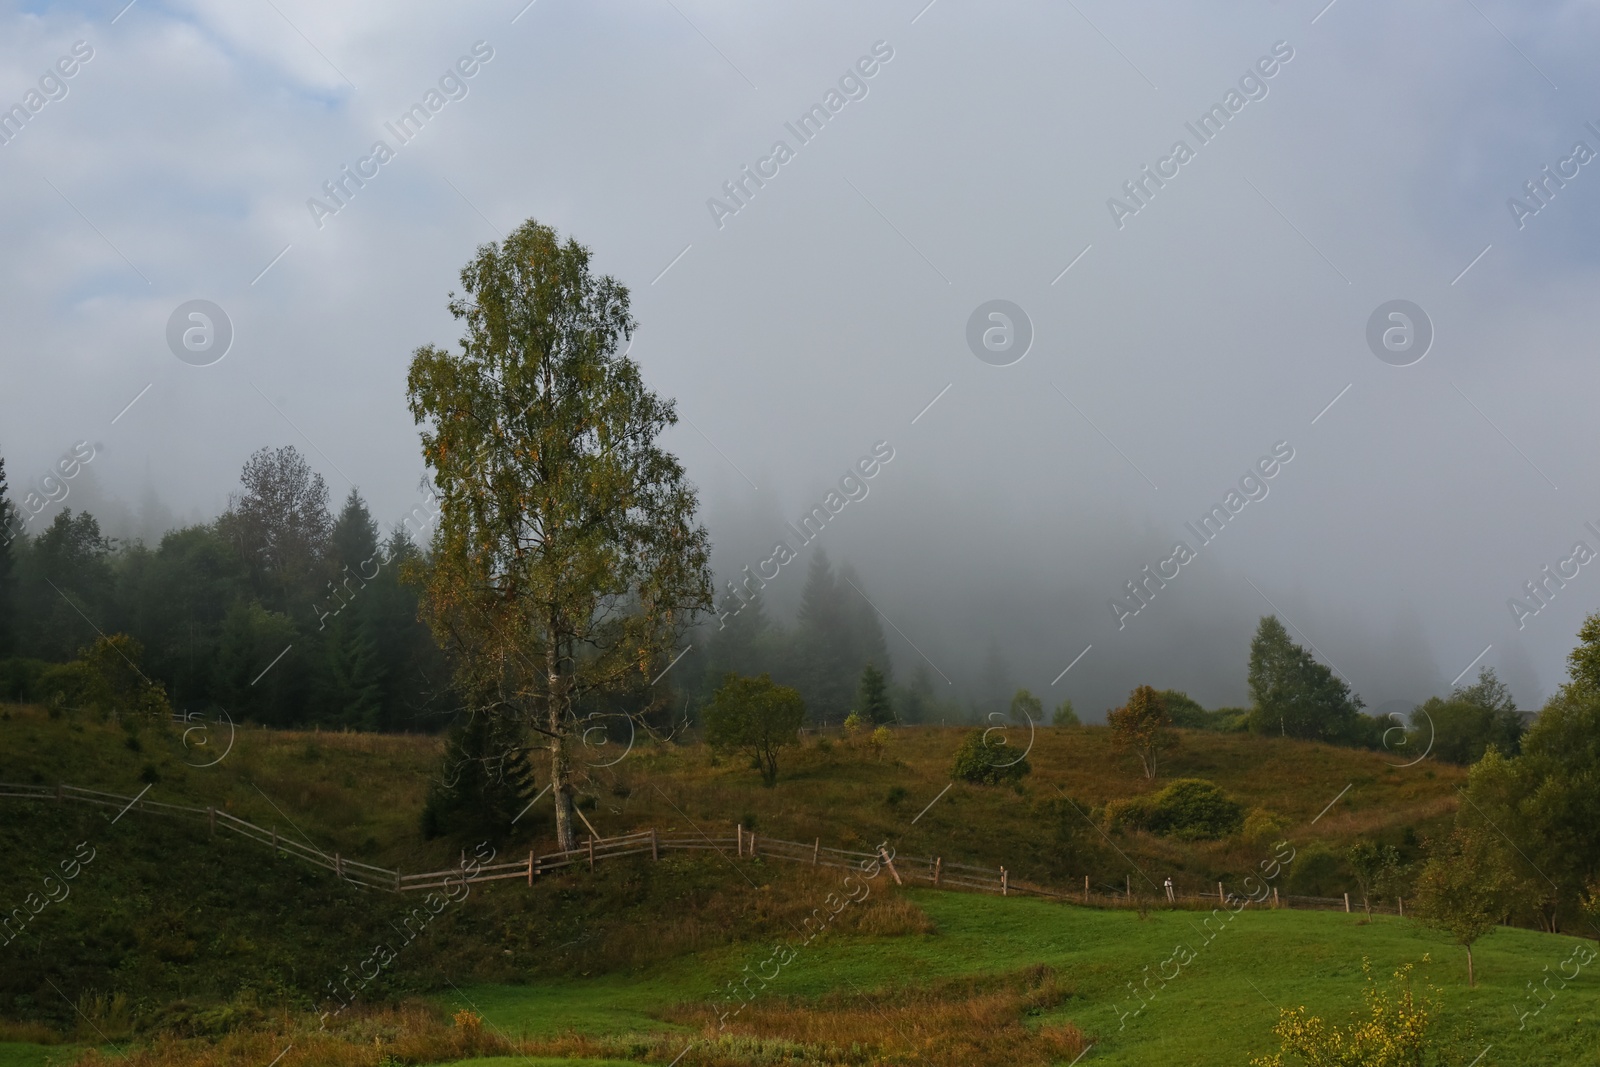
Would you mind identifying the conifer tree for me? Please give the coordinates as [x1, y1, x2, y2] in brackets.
[422, 710, 537, 844]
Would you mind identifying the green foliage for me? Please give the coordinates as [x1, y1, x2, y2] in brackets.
[1051, 698, 1079, 727]
[950, 728, 1031, 785]
[857, 664, 892, 724]
[406, 218, 714, 846]
[703, 673, 806, 786]
[1158, 689, 1207, 726]
[1347, 840, 1404, 916]
[1243, 806, 1290, 843]
[421, 710, 538, 845]
[1106, 684, 1173, 779]
[1461, 654, 1600, 928]
[1413, 827, 1516, 986]
[1247, 615, 1366, 742]
[1411, 667, 1523, 765]
[1104, 778, 1244, 840]
[1009, 687, 1042, 724]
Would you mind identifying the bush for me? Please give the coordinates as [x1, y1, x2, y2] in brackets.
[1242, 807, 1290, 843]
[951, 728, 1031, 785]
[1104, 778, 1244, 840]
[0, 657, 52, 703]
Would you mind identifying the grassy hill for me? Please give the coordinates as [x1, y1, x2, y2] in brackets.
[1, 702, 1515, 1065]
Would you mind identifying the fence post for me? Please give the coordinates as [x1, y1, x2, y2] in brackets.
[750, 832, 757, 858]
[651, 829, 659, 862]
[1273, 887, 1279, 909]
[1218, 882, 1225, 905]
[335, 853, 342, 880]
[208, 806, 216, 836]
[736, 824, 743, 856]
[933, 857, 942, 887]
[1126, 873, 1131, 901]
[528, 851, 534, 887]
[1084, 875, 1089, 904]
[1001, 867, 1008, 896]
[1344, 892, 1351, 913]
[880, 846, 902, 886]
[588, 836, 596, 873]
[395, 868, 401, 892]
[1398, 896, 1403, 917]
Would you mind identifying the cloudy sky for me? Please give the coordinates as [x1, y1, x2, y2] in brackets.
[2, 0, 1597, 718]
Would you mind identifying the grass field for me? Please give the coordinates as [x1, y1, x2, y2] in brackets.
[2, 702, 1555, 1065]
[11, 886, 1584, 1066]
[424, 890, 1597, 1066]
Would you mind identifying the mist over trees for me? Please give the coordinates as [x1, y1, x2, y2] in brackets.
[0, 443, 449, 729]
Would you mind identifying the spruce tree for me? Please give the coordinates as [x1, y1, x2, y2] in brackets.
[422, 710, 537, 844]
[857, 663, 892, 724]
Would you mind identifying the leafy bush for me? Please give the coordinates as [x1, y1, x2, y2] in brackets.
[1103, 778, 1243, 840]
[1242, 806, 1290, 843]
[950, 728, 1031, 785]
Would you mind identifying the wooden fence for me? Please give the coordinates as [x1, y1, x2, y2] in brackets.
[0, 781, 1390, 913]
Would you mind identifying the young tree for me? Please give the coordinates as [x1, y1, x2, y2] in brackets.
[703, 673, 806, 787]
[1246, 615, 1365, 741]
[1412, 827, 1515, 987]
[1347, 840, 1403, 918]
[407, 219, 713, 850]
[1010, 687, 1043, 723]
[1410, 666, 1523, 765]
[857, 663, 892, 724]
[421, 710, 537, 845]
[1052, 698, 1080, 727]
[1107, 684, 1172, 779]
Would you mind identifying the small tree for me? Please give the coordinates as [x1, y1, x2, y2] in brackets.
[950, 728, 1031, 785]
[856, 664, 892, 725]
[1010, 687, 1042, 723]
[1412, 827, 1515, 987]
[1347, 840, 1403, 918]
[422, 710, 537, 845]
[869, 725, 891, 761]
[704, 673, 805, 787]
[1052, 698, 1079, 727]
[1107, 685, 1172, 779]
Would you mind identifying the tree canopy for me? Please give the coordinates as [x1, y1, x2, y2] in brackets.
[406, 218, 712, 849]
[703, 672, 806, 787]
[1246, 615, 1365, 741]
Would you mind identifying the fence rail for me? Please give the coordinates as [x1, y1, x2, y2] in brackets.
[0, 781, 1396, 913]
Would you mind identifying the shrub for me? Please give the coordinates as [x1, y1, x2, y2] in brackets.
[869, 725, 891, 761]
[950, 728, 1031, 785]
[1242, 807, 1290, 843]
[1051, 699, 1079, 727]
[1104, 779, 1243, 840]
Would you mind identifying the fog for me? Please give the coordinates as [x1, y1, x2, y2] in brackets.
[3, 0, 1597, 719]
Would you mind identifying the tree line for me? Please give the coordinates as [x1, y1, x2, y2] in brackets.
[0, 445, 449, 730]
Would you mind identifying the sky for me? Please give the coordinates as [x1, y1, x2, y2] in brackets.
[1, 0, 1598, 720]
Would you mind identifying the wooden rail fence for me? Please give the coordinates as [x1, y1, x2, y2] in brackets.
[0, 781, 1394, 913]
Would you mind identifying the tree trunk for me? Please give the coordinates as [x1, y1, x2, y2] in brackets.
[1465, 943, 1475, 988]
[548, 627, 576, 852]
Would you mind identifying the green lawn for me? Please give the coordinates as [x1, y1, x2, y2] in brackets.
[0, 1043, 89, 1067]
[433, 889, 1600, 1066]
